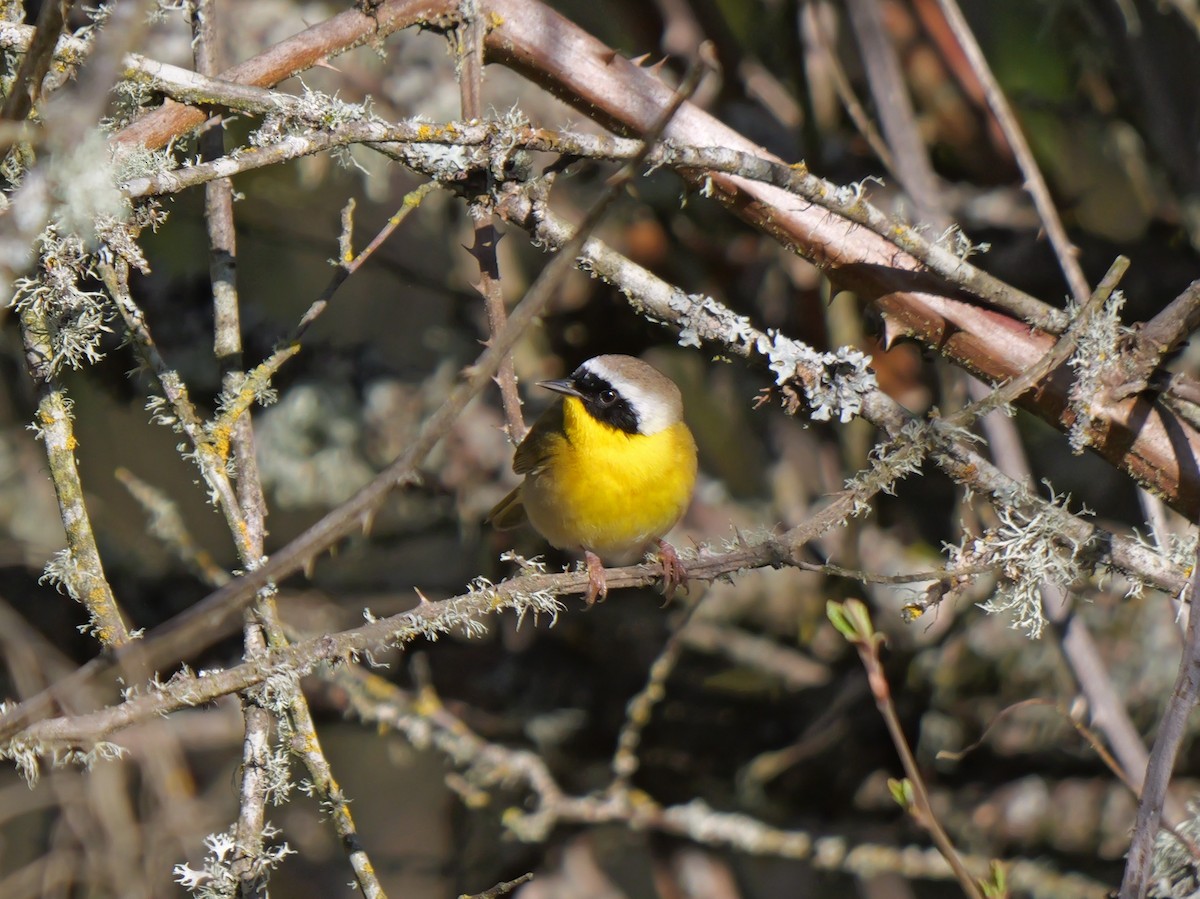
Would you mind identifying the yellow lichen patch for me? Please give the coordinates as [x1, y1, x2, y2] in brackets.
[208, 426, 231, 461]
[626, 788, 657, 809]
[412, 685, 442, 717]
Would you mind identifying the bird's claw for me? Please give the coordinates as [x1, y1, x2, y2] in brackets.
[584, 550, 608, 607]
[657, 539, 688, 603]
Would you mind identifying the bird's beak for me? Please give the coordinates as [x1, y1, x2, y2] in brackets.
[537, 378, 584, 398]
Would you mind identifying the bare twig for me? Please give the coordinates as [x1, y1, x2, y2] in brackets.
[295, 182, 439, 340]
[934, 0, 1090, 307]
[323, 633, 1108, 898]
[119, 109, 1065, 335]
[5, 486, 865, 750]
[845, 0, 947, 226]
[459, 874, 534, 899]
[455, 0, 526, 443]
[115, 469, 229, 587]
[111, 0, 444, 150]
[679, 621, 831, 691]
[828, 599, 985, 899]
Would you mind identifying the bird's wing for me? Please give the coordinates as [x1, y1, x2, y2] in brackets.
[485, 401, 565, 529]
[512, 401, 565, 475]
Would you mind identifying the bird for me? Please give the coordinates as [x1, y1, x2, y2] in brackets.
[488, 354, 698, 606]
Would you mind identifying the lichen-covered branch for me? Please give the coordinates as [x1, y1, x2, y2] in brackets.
[17, 307, 130, 647]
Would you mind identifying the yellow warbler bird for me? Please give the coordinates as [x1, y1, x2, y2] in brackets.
[488, 354, 697, 605]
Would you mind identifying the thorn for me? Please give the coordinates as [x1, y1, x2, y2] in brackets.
[630, 52, 651, 66]
[362, 508, 377, 538]
[647, 57, 669, 76]
[302, 555, 317, 580]
[880, 314, 907, 351]
[601, 49, 619, 65]
[414, 587, 432, 605]
[312, 58, 342, 73]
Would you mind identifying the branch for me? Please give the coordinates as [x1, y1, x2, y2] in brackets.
[934, 0, 1091, 307]
[455, 0, 526, 444]
[1119, 545, 1200, 898]
[3, 485, 864, 753]
[111, 0, 446, 150]
[16, 307, 131, 647]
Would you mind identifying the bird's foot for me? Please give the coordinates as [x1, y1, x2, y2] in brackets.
[657, 539, 688, 603]
[584, 550, 608, 606]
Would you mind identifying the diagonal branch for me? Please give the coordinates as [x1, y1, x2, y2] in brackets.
[1119, 547, 1200, 898]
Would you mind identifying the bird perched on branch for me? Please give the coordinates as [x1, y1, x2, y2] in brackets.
[488, 354, 697, 605]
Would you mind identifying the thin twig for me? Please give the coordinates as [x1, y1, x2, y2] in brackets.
[459, 874, 534, 899]
[456, 0, 526, 444]
[1114, 278, 1200, 400]
[111, 0, 442, 150]
[323, 632, 1108, 898]
[118, 109, 1066, 335]
[844, 0, 946, 227]
[294, 181, 439, 340]
[934, 0, 1090, 307]
[829, 600, 985, 899]
[5, 487, 865, 749]
[115, 469, 230, 588]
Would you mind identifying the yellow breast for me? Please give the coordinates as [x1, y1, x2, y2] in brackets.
[521, 396, 697, 563]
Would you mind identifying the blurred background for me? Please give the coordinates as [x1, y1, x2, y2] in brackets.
[2, 0, 1200, 897]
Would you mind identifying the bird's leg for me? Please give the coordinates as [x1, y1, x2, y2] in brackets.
[584, 550, 608, 606]
[656, 539, 688, 601]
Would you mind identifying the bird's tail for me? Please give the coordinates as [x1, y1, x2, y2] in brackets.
[486, 486, 527, 530]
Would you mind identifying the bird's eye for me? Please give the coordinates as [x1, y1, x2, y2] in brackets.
[598, 389, 618, 406]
